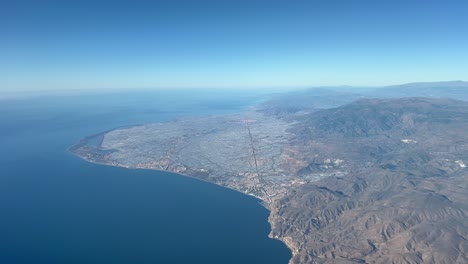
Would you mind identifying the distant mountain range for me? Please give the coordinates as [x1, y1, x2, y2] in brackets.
[260, 81, 468, 115]
[370, 80, 468, 99]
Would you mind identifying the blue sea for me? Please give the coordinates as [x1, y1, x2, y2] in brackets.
[0, 89, 291, 264]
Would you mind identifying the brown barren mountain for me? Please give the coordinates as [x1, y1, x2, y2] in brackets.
[270, 98, 468, 263]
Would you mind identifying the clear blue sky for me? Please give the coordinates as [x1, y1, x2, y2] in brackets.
[2, 0, 468, 92]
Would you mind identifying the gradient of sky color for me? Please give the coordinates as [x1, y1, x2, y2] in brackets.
[2, 0, 468, 92]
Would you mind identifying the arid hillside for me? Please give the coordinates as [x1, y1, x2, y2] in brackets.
[270, 98, 468, 263]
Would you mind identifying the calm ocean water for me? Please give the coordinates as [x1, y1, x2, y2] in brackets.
[0, 90, 291, 264]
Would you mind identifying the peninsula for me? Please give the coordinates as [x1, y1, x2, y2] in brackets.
[71, 82, 468, 264]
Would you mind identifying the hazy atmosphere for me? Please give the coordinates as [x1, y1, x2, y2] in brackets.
[2, 1, 468, 264]
[3, 0, 468, 92]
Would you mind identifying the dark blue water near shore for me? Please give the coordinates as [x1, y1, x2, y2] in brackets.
[0, 90, 291, 264]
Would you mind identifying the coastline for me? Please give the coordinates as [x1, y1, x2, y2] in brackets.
[68, 140, 296, 263]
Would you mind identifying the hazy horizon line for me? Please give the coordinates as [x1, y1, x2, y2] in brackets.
[1, 80, 466, 100]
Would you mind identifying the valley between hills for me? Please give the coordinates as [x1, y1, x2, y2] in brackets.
[71, 82, 468, 264]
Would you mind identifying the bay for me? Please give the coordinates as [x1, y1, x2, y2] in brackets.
[0, 89, 291, 264]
